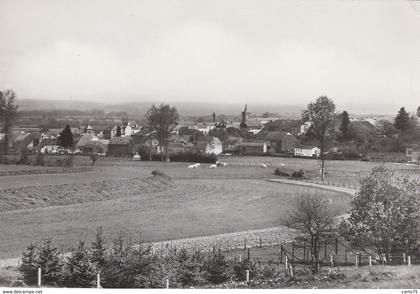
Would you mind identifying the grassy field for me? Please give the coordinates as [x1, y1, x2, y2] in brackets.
[0, 178, 350, 259]
[0, 155, 419, 261]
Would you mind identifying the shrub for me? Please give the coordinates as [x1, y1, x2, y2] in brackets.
[169, 152, 217, 163]
[63, 156, 74, 168]
[62, 241, 96, 287]
[291, 169, 304, 179]
[274, 168, 289, 177]
[151, 170, 166, 177]
[16, 152, 29, 165]
[203, 251, 232, 284]
[34, 153, 45, 166]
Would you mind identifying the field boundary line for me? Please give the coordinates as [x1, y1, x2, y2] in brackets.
[266, 178, 356, 196]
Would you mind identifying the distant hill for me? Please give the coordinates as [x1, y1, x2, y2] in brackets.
[18, 99, 303, 118]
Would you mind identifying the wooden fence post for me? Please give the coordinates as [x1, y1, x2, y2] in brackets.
[324, 240, 327, 258]
[330, 254, 334, 266]
[355, 255, 358, 268]
[285, 255, 288, 269]
[408, 256, 411, 267]
[38, 268, 41, 287]
[245, 270, 250, 282]
[403, 252, 406, 264]
[166, 278, 169, 289]
[335, 238, 338, 255]
[280, 245, 283, 263]
[97, 273, 101, 288]
[369, 256, 372, 267]
[292, 242, 295, 263]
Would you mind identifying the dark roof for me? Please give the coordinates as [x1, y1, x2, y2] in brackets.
[238, 142, 266, 147]
[75, 134, 96, 147]
[256, 131, 291, 141]
[294, 144, 319, 149]
[109, 136, 132, 145]
[223, 136, 243, 145]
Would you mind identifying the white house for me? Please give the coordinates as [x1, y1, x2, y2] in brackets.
[294, 145, 320, 157]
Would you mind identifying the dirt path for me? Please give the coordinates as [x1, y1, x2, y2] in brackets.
[266, 178, 356, 196]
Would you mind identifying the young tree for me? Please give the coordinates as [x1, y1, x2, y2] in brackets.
[58, 125, 74, 148]
[34, 237, 62, 286]
[0, 89, 19, 155]
[302, 96, 337, 180]
[282, 192, 339, 273]
[339, 110, 350, 140]
[340, 167, 420, 262]
[20, 242, 39, 286]
[145, 104, 179, 161]
[62, 241, 96, 287]
[90, 227, 106, 271]
[394, 106, 412, 131]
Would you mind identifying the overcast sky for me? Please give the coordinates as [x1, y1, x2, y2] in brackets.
[1, 0, 420, 112]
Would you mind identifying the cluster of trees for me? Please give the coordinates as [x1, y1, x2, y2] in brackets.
[283, 167, 420, 272]
[20, 228, 277, 288]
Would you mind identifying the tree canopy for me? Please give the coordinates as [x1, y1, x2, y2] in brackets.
[58, 125, 74, 148]
[302, 96, 337, 180]
[340, 167, 420, 261]
[145, 104, 179, 161]
[394, 107, 412, 131]
[0, 89, 19, 154]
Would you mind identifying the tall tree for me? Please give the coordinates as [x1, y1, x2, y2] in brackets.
[0, 89, 19, 155]
[282, 192, 339, 273]
[340, 167, 420, 262]
[116, 126, 122, 137]
[339, 110, 350, 139]
[302, 96, 337, 180]
[58, 125, 74, 148]
[394, 106, 412, 131]
[145, 104, 179, 161]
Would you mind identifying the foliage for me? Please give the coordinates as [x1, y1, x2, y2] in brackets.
[274, 168, 290, 177]
[174, 248, 206, 287]
[169, 151, 217, 163]
[19, 237, 63, 286]
[339, 111, 350, 140]
[116, 126, 122, 137]
[302, 96, 337, 180]
[394, 107, 413, 131]
[282, 192, 339, 273]
[203, 251, 232, 284]
[90, 227, 106, 272]
[146, 104, 179, 161]
[20, 242, 39, 285]
[58, 125, 74, 148]
[340, 167, 420, 261]
[35, 237, 63, 286]
[0, 89, 19, 155]
[291, 169, 305, 179]
[62, 241, 97, 287]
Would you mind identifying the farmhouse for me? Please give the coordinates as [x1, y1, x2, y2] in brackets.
[406, 147, 420, 163]
[108, 136, 134, 157]
[256, 131, 297, 153]
[238, 141, 267, 154]
[75, 134, 98, 154]
[222, 136, 243, 152]
[294, 145, 320, 157]
[11, 132, 41, 153]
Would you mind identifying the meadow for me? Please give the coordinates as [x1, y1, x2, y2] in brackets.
[0, 155, 418, 261]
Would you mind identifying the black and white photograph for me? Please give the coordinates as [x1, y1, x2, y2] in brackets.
[0, 0, 420, 291]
